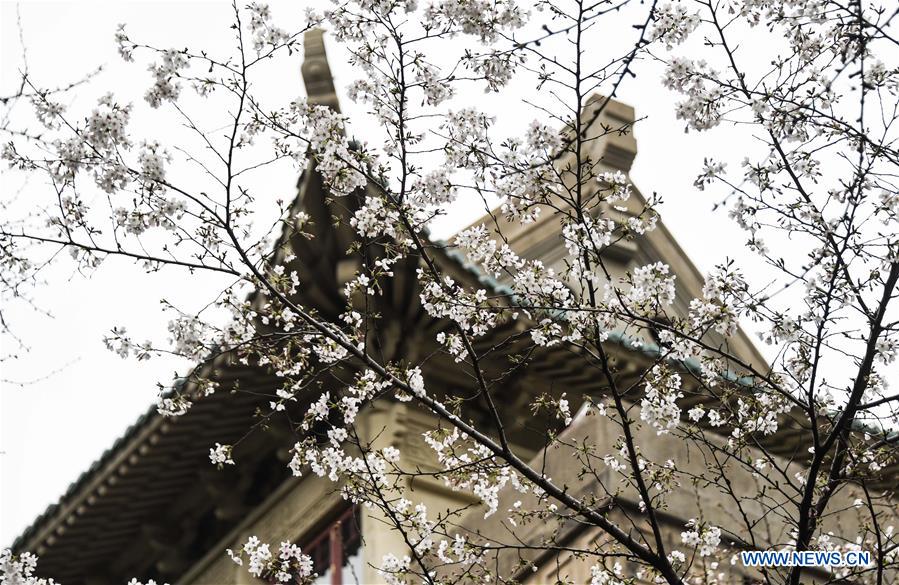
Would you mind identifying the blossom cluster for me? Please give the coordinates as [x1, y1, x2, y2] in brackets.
[226, 537, 314, 584]
[291, 100, 368, 197]
[423, 427, 535, 517]
[246, 3, 289, 52]
[0, 550, 58, 585]
[640, 366, 684, 435]
[662, 57, 724, 131]
[145, 50, 187, 108]
[650, 3, 700, 48]
[681, 520, 722, 557]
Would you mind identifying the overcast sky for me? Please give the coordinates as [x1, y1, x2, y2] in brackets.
[0, 0, 781, 547]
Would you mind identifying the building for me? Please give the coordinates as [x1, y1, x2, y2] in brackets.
[11, 30, 897, 585]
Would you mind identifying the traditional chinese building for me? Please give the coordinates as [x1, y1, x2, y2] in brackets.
[12, 30, 897, 585]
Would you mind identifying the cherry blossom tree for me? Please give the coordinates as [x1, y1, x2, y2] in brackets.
[2, 1, 898, 584]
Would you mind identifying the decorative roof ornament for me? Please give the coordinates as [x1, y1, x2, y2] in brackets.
[301, 29, 340, 112]
[583, 95, 637, 173]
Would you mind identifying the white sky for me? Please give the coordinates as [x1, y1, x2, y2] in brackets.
[0, 0, 777, 547]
